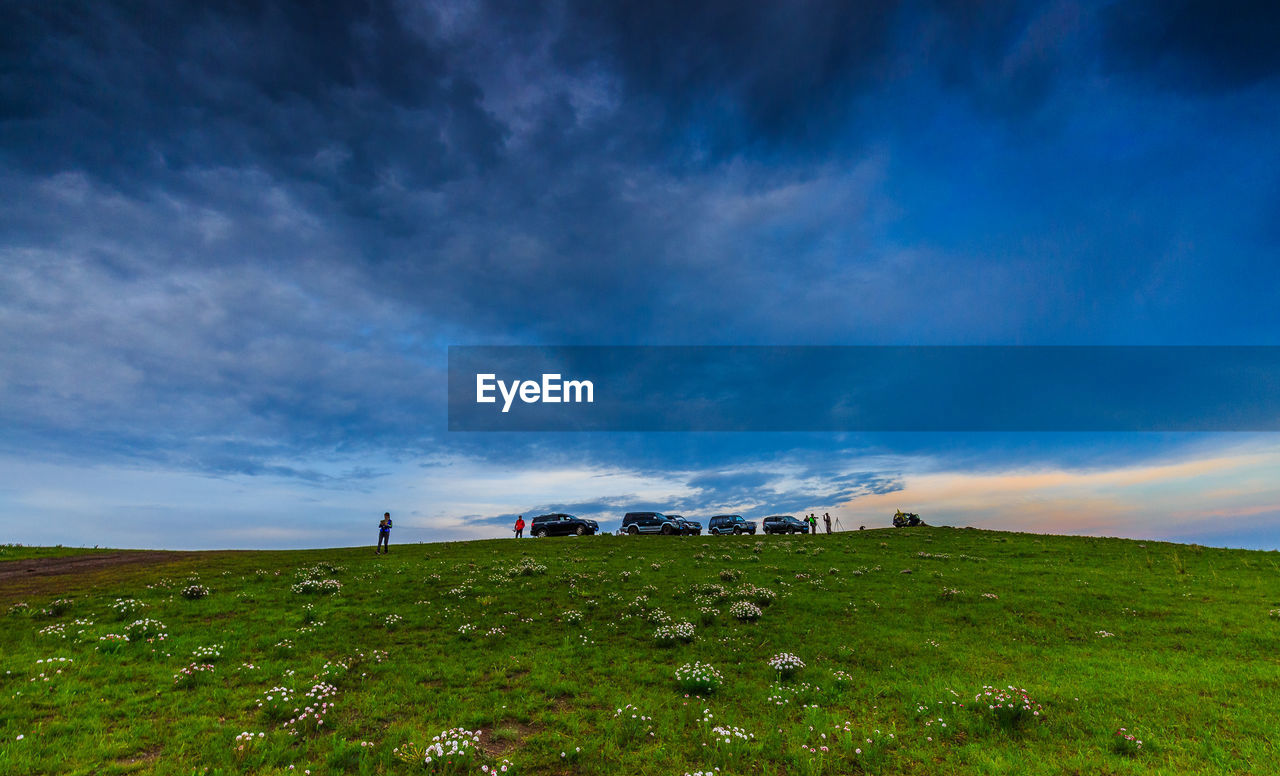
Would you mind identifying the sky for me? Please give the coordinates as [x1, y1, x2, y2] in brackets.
[1, 0, 1278, 550]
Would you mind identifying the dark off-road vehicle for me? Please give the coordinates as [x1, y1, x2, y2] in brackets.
[761, 515, 809, 534]
[667, 514, 703, 535]
[621, 512, 683, 535]
[530, 513, 599, 537]
[892, 510, 925, 528]
[707, 514, 757, 535]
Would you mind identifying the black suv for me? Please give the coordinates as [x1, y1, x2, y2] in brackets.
[530, 513, 599, 537]
[707, 514, 757, 535]
[621, 512, 683, 535]
[667, 514, 703, 535]
[762, 515, 809, 534]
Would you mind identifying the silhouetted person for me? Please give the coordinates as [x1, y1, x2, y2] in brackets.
[823, 512, 832, 534]
[514, 515, 525, 538]
[376, 512, 392, 554]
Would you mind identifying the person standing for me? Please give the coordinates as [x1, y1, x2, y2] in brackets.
[514, 515, 525, 538]
[376, 512, 392, 554]
[806, 513, 817, 535]
[823, 512, 833, 534]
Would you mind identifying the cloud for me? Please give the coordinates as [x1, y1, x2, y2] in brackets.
[552, 0, 904, 157]
[0, 185, 445, 470]
[0, 1, 505, 195]
[1102, 0, 1280, 93]
[917, 0, 1085, 119]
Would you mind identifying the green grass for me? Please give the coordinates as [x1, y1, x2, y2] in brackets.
[2, 528, 1279, 775]
[0, 545, 111, 561]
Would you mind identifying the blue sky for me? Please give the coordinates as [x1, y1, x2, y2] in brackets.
[1, 0, 1278, 549]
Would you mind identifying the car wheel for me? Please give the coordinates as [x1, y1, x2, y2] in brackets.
[575, 525, 586, 536]
[627, 525, 639, 535]
[534, 529, 547, 538]
[661, 524, 674, 535]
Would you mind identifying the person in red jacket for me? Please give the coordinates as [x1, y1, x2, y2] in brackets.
[514, 515, 525, 538]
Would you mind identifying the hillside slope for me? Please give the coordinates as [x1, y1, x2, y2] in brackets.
[2, 528, 1278, 775]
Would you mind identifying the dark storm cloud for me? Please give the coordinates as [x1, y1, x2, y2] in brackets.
[550, 0, 1097, 155]
[553, 0, 901, 157]
[1102, 0, 1280, 92]
[0, 0, 506, 197]
[923, 0, 1082, 118]
[0, 0, 1088, 192]
[2, 0, 1278, 493]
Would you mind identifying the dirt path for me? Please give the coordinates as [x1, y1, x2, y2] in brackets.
[0, 550, 199, 583]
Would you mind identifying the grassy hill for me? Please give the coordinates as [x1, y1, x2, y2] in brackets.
[1, 527, 1278, 775]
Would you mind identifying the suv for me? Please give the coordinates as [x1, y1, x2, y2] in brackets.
[530, 513, 599, 537]
[707, 514, 757, 535]
[621, 512, 683, 535]
[892, 510, 925, 527]
[667, 514, 702, 535]
[762, 515, 809, 534]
